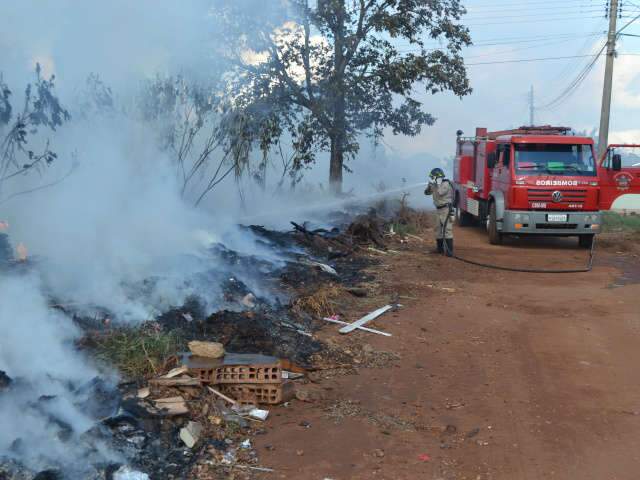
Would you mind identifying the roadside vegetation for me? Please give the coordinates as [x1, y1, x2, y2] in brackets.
[602, 211, 640, 232]
[93, 326, 185, 379]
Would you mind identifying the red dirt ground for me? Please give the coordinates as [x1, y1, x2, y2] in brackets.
[253, 226, 640, 480]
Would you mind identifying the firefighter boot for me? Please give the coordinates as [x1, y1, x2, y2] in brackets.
[445, 239, 454, 257]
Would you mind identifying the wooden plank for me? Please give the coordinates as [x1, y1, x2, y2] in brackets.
[151, 396, 189, 416]
[149, 376, 201, 387]
[323, 317, 392, 337]
[338, 305, 394, 334]
[163, 365, 189, 378]
[154, 396, 185, 404]
[207, 385, 238, 405]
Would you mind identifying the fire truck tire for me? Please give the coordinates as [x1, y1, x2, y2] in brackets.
[578, 234, 594, 249]
[488, 202, 503, 245]
[455, 206, 473, 227]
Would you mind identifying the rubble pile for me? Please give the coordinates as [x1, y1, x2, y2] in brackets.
[107, 343, 306, 478]
[0, 207, 415, 479]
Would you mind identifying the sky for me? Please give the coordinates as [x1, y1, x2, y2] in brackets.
[1, 0, 638, 184]
[385, 0, 640, 160]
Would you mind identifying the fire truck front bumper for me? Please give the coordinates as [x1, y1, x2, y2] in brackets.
[500, 210, 602, 236]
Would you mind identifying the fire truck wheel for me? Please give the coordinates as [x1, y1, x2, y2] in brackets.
[456, 206, 473, 227]
[488, 202, 502, 245]
[578, 234, 594, 249]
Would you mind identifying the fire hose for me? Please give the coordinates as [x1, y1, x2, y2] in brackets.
[439, 206, 596, 274]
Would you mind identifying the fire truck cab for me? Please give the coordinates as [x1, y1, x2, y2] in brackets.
[453, 126, 640, 248]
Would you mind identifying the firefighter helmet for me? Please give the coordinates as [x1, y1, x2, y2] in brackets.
[429, 168, 445, 180]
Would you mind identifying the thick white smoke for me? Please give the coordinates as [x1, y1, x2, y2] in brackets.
[0, 272, 120, 472]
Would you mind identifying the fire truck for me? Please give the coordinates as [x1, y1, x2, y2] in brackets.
[453, 126, 640, 248]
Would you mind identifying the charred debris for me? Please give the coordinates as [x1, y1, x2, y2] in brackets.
[0, 205, 426, 479]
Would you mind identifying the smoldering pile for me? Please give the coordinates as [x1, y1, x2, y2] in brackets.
[0, 207, 402, 479]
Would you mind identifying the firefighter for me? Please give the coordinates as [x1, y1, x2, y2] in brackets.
[424, 168, 454, 256]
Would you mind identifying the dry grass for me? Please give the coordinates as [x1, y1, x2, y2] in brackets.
[391, 195, 433, 235]
[94, 325, 185, 379]
[291, 283, 345, 318]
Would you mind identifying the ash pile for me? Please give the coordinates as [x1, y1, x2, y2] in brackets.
[0, 206, 414, 479]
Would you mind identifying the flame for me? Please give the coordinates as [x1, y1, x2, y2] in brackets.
[0, 221, 8, 232]
[16, 243, 28, 261]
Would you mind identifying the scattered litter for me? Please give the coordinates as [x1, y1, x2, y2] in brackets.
[241, 293, 257, 308]
[113, 466, 150, 480]
[323, 315, 392, 337]
[188, 341, 225, 359]
[418, 453, 431, 462]
[221, 450, 237, 465]
[282, 371, 305, 380]
[309, 260, 338, 276]
[163, 365, 189, 378]
[367, 247, 388, 255]
[152, 396, 189, 416]
[137, 387, 150, 399]
[240, 439, 251, 449]
[248, 408, 269, 421]
[180, 421, 203, 449]
[445, 401, 465, 410]
[338, 304, 399, 334]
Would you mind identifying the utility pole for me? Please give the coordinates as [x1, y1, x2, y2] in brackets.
[528, 85, 535, 126]
[598, 0, 619, 156]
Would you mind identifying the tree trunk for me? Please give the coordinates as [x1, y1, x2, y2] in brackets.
[329, 0, 346, 194]
[329, 135, 343, 192]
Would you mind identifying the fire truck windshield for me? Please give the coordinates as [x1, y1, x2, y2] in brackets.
[514, 143, 596, 176]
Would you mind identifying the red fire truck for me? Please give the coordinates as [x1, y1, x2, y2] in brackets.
[453, 126, 640, 247]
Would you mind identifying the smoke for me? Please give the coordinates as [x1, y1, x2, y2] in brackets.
[0, 272, 120, 473]
[0, 0, 443, 474]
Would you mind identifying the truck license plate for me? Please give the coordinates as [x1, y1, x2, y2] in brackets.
[547, 214, 568, 222]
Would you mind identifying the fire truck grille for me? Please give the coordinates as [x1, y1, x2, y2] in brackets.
[527, 189, 587, 206]
[535, 223, 578, 230]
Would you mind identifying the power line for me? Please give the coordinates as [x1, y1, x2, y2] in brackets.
[466, 15, 607, 26]
[537, 41, 608, 110]
[462, 36, 598, 61]
[465, 5, 607, 16]
[464, 8, 606, 20]
[395, 32, 605, 52]
[466, 2, 605, 12]
[465, 0, 608, 7]
[465, 53, 600, 65]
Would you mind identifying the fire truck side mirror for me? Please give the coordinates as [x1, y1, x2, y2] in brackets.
[611, 153, 622, 171]
[487, 152, 497, 169]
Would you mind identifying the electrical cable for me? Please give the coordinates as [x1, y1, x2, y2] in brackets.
[465, 53, 600, 65]
[465, 15, 606, 27]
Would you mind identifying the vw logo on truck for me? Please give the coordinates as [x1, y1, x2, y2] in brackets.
[552, 191, 563, 203]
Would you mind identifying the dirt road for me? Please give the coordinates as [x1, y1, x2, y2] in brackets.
[254, 226, 640, 480]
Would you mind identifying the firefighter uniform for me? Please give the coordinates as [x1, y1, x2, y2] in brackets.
[424, 168, 454, 256]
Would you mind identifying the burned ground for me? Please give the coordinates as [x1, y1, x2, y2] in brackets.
[0, 205, 409, 479]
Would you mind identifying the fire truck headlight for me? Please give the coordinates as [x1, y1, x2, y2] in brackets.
[585, 214, 599, 224]
[514, 213, 530, 224]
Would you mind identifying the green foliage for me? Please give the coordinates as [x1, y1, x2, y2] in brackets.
[94, 326, 185, 379]
[0, 65, 70, 193]
[602, 212, 640, 233]
[213, 0, 471, 188]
